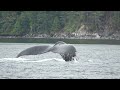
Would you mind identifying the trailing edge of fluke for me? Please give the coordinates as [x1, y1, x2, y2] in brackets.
[16, 41, 77, 61]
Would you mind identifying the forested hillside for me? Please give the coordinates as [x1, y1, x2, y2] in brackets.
[0, 11, 120, 39]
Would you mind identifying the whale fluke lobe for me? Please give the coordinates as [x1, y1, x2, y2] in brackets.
[54, 41, 66, 45]
[16, 45, 51, 58]
[16, 41, 76, 61]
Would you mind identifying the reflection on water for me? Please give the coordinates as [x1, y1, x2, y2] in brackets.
[0, 43, 120, 79]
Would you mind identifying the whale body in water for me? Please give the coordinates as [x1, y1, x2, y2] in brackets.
[16, 41, 76, 61]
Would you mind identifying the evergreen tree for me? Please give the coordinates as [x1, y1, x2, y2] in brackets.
[0, 11, 120, 37]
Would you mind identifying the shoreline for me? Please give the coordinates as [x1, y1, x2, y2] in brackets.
[0, 36, 120, 40]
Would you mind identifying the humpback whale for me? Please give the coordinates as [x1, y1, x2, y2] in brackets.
[16, 41, 76, 61]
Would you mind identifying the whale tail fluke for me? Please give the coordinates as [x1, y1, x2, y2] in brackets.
[16, 41, 77, 62]
[16, 45, 52, 58]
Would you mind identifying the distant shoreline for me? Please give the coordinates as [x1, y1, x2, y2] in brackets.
[0, 35, 120, 40]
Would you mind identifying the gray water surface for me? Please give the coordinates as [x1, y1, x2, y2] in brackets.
[0, 43, 120, 79]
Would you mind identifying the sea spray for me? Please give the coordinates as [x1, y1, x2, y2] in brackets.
[0, 58, 65, 63]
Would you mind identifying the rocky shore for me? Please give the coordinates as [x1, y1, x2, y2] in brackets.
[0, 32, 120, 40]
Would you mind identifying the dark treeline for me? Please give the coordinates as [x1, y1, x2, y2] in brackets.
[0, 11, 120, 38]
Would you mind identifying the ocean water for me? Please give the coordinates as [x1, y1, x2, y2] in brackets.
[0, 43, 120, 79]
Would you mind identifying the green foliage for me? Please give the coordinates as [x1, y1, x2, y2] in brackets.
[51, 16, 60, 32]
[0, 11, 120, 36]
[12, 12, 30, 36]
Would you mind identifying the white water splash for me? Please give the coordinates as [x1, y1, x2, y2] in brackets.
[0, 58, 65, 63]
[0, 57, 80, 63]
[88, 59, 93, 62]
[73, 59, 79, 63]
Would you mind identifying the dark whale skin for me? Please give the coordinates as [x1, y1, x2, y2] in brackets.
[16, 41, 76, 61]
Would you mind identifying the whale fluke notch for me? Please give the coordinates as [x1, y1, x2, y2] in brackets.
[16, 41, 76, 62]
